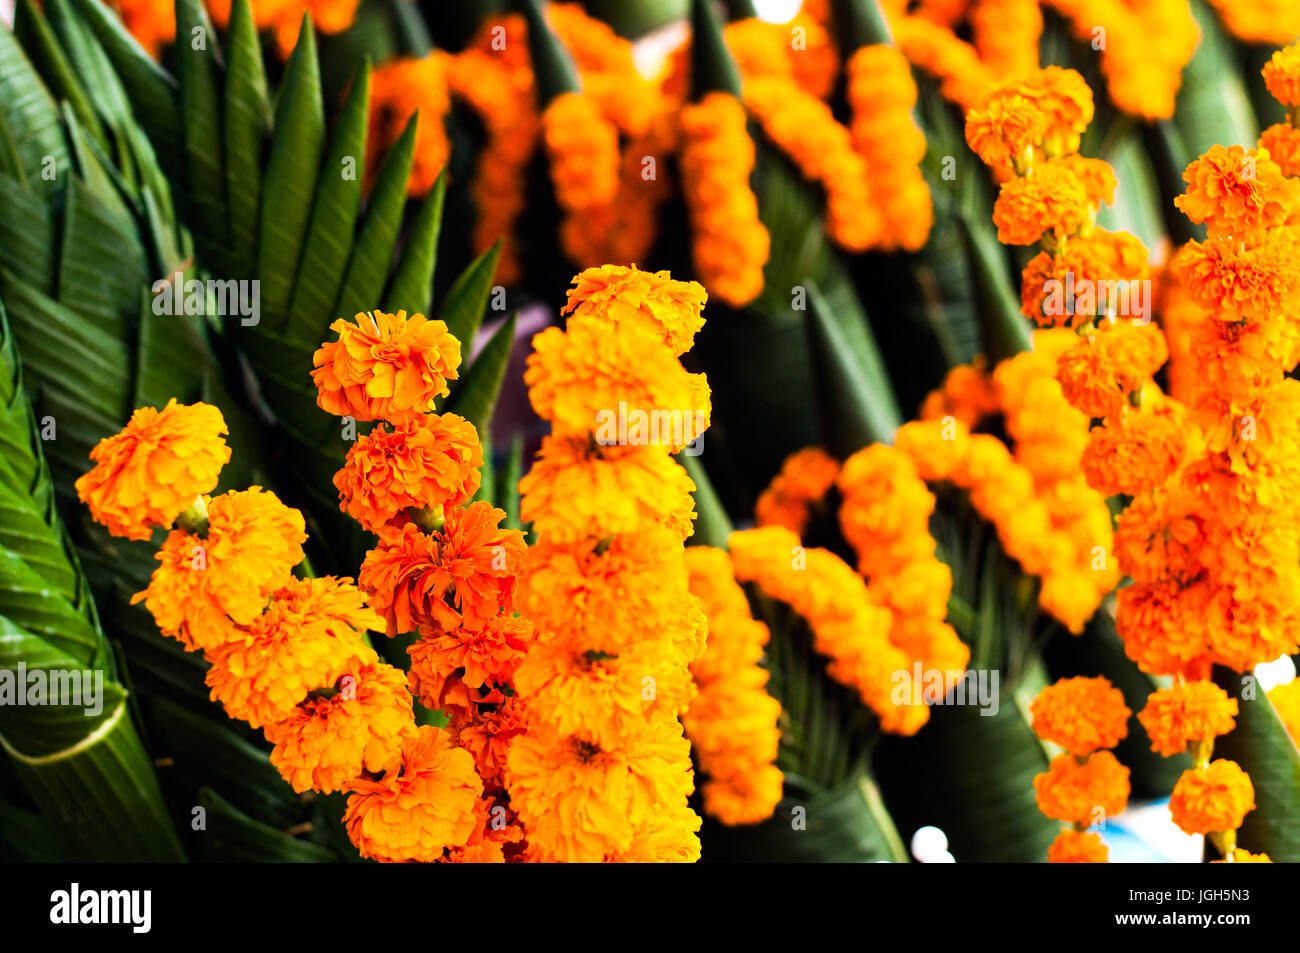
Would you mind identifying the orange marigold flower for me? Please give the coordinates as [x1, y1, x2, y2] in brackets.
[1137, 681, 1238, 758]
[524, 315, 710, 450]
[131, 487, 307, 652]
[1081, 407, 1187, 498]
[678, 92, 770, 306]
[1056, 322, 1169, 418]
[1116, 579, 1221, 676]
[1030, 676, 1131, 756]
[1169, 759, 1256, 835]
[518, 436, 698, 543]
[334, 413, 483, 533]
[1047, 827, 1108, 863]
[358, 502, 526, 637]
[993, 159, 1090, 245]
[1033, 750, 1130, 825]
[1262, 43, 1300, 107]
[1058, 155, 1117, 208]
[845, 44, 932, 251]
[1174, 230, 1300, 323]
[561, 265, 707, 357]
[76, 399, 230, 540]
[205, 576, 382, 728]
[1174, 144, 1300, 241]
[965, 93, 1047, 172]
[448, 695, 529, 789]
[520, 528, 706, 665]
[408, 613, 533, 701]
[1002, 66, 1094, 155]
[344, 725, 484, 862]
[1113, 481, 1205, 586]
[265, 660, 413, 794]
[513, 633, 697, 749]
[1258, 123, 1300, 178]
[311, 310, 461, 422]
[505, 717, 697, 863]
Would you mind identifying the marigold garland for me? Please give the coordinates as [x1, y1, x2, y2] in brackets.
[505, 266, 709, 862]
[677, 92, 770, 307]
[682, 546, 783, 826]
[755, 447, 841, 536]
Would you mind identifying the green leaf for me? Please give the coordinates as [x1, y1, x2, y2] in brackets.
[439, 239, 501, 347]
[334, 114, 417, 319]
[447, 312, 516, 437]
[223, 0, 271, 279]
[11, 0, 105, 151]
[2, 699, 185, 861]
[875, 655, 1059, 862]
[0, 17, 69, 195]
[175, 0, 229, 266]
[68, 0, 182, 172]
[690, 0, 742, 98]
[1211, 666, 1300, 862]
[1173, 0, 1259, 158]
[805, 280, 899, 454]
[258, 15, 325, 331]
[283, 61, 371, 341]
[681, 453, 732, 548]
[193, 787, 337, 862]
[957, 212, 1032, 363]
[520, 0, 580, 103]
[384, 170, 446, 315]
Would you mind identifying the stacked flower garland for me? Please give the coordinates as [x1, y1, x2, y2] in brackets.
[967, 49, 1300, 859]
[315, 308, 532, 862]
[1029, 676, 1132, 863]
[504, 264, 713, 861]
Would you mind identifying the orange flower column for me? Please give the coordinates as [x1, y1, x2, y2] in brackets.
[505, 265, 712, 862]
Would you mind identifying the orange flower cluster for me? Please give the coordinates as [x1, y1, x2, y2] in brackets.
[447, 46, 538, 286]
[845, 46, 934, 252]
[893, 417, 1110, 633]
[451, 5, 666, 280]
[1204, 0, 1300, 44]
[837, 445, 969, 677]
[1096, 87, 1300, 678]
[315, 309, 533, 863]
[1030, 676, 1132, 863]
[507, 266, 710, 862]
[75, 399, 231, 541]
[541, 92, 622, 268]
[729, 525, 927, 736]
[1043, 0, 1198, 120]
[889, 11, 995, 112]
[970, 0, 1041, 80]
[368, 54, 452, 197]
[111, 0, 361, 60]
[678, 92, 771, 307]
[76, 400, 482, 860]
[744, 77, 880, 252]
[755, 447, 841, 536]
[682, 546, 783, 826]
